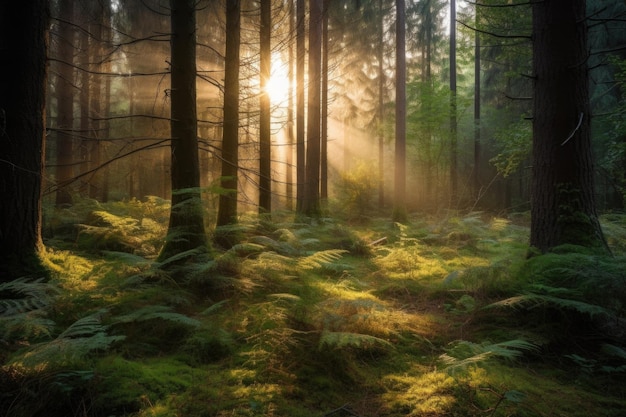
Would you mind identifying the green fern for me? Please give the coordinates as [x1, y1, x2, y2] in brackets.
[440, 339, 539, 370]
[0, 278, 58, 342]
[0, 277, 57, 315]
[11, 310, 124, 367]
[298, 249, 348, 270]
[111, 305, 201, 328]
[488, 291, 611, 318]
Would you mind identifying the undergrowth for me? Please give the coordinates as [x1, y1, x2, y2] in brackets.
[2, 202, 625, 417]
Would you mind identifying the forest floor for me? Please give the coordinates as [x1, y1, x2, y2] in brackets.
[2, 200, 626, 416]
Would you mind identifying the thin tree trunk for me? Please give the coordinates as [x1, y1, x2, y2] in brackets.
[296, 0, 306, 214]
[449, 0, 457, 203]
[88, 16, 103, 200]
[259, 0, 272, 214]
[286, 0, 296, 209]
[473, 6, 481, 200]
[216, 0, 241, 228]
[321, 0, 329, 206]
[393, 0, 407, 222]
[378, 0, 385, 209]
[303, 0, 322, 217]
[55, 0, 75, 207]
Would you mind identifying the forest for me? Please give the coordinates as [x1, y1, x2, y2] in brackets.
[1, 0, 626, 416]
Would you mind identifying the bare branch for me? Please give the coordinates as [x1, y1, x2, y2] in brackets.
[457, 20, 531, 40]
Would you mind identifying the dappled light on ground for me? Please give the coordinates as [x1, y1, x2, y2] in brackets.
[2, 201, 626, 416]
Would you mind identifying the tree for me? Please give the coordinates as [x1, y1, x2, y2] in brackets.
[55, 0, 76, 207]
[0, 0, 49, 279]
[530, 0, 608, 253]
[295, 0, 306, 214]
[449, 0, 457, 202]
[259, 0, 272, 214]
[159, 0, 208, 261]
[302, 0, 323, 217]
[393, 0, 407, 222]
[216, 0, 241, 231]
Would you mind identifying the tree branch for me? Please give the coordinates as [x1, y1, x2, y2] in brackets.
[457, 20, 531, 40]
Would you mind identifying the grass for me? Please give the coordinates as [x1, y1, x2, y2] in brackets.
[2, 201, 625, 417]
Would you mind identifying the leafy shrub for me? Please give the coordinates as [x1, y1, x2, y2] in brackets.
[332, 161, 378, 221]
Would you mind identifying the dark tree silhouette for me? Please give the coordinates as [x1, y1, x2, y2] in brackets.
[530, 0, 608, 253]
[159, 0, 208, 261]
[393, 0, 407, 222]
[216, 0, 241, 231]
[296, 0, 306, 213]
[0, 0, 49, 279]
[303, 0, 323, 218]
[259, 0, 272, 214]
[55, 0, 75, 207]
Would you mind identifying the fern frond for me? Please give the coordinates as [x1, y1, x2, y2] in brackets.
[112, 305, 201, 328]
[12, 310, 124, 367]
[441, 339, 539, 370]
[488, 293, 610, 317]
[0, 277, 57, 315]
[298, 249, 348, 270]
[0, 311, 56, 340]
[155, 247, 206, 268]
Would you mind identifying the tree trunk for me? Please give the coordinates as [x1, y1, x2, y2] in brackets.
[216, 0, 241, 229]
[55, 0, 75, 207]
[378, 0, 385, 209]
[159, 0, 208, 261]
[88, 16, 103, 200]
[296, 0, 306, 214]
[286, 0, 296, 210]
[303, 0, 322, 218]
[530, 0, 608, 253]
[259, 0, 272, 214]
[473, 6, 481, 200]
[393, 0, 407, 222]
[0, 0, 48, 279]
[449, 0, 457, 203]
[321, 0, 329, 207]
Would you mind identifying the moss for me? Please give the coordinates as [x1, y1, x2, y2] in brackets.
[93, 356, 201, 415]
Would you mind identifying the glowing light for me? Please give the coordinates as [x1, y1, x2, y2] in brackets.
[264, 56, 290, 106]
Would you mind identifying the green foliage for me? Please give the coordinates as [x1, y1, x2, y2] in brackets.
[10, 310, 124, 368]
[92, 356, 202, 415]
[0, 277, 57, 344]
[318, 330, 393, 352]
[440, 339, 540, 371]
[333, 161, 378, 221]
[112, 305, 201, 328]
[490, 119, 532, 178]
[19, 209, 626, 416]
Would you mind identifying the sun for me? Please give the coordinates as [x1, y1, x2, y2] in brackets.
[264, 56, 290, 106]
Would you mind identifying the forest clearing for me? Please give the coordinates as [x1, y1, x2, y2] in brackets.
[2, 201, 625, 416]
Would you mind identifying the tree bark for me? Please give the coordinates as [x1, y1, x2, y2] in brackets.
[303, 0, 323, 218]
[530, 0, 608, 253]
[259, 0, 272, 214]
[0, 0, 49, 279]
[159, 0, 208, 261]
[55, 0, 75, 207]
[449, 0, 458, 203]
[393, 0, 407, 222]
[216, 0, 241, 229]
[296, 0, 306, 214]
